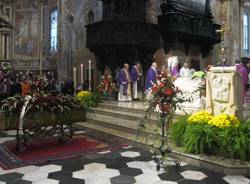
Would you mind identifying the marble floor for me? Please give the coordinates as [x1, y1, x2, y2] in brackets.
[0, 128, 249, 184]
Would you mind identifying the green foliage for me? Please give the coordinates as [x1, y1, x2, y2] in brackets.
[218, 122, 250, 160]
[183, 124, 219, 155]
[170, 116, 250, 160]
[77, 92, 100, 108]
[170, 116, 188, 146]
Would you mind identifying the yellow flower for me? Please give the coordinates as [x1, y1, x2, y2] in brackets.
[188, 111, 212, 125]
[208, 114, 240, 128]
[76, 91, 92, 99]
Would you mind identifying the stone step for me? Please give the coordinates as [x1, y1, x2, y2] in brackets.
[98, 102, 148, 114]
[87, 113, 161, 135]
[91, 107, 159, 123]
[76, 121, 161, 147]
[98, 102, 182, 118]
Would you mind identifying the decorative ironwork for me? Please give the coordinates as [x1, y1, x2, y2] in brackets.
[16, 123, 73, 152]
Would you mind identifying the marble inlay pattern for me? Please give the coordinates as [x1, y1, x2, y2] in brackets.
[0, 129, 249, 184]
[181, 170, 207, 180]
[223, 175, 250, 184]
[120, 151, 141, 158]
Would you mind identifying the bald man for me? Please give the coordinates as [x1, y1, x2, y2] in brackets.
[145, 62, 158, 92]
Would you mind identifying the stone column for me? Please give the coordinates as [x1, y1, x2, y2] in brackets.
[57, 0, 73, 81]
[211, 0, 242, 65]
[39, 0, 45, 74]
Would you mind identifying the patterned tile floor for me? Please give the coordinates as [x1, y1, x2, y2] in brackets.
[0, 129, 249, 184]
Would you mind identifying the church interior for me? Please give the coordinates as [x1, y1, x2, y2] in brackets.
[0, 0, 250, 184]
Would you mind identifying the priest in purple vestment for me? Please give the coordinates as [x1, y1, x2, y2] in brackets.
[145, 62, 158, 92]
[236, 62, 249, 94]
[117, 63, 132, 102]
[131, 62, 142, 100]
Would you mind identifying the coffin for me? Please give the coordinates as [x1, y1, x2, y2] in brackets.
[0, 109, 86, 131]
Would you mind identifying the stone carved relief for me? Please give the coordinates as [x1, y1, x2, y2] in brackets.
[212, 76, 230, 102]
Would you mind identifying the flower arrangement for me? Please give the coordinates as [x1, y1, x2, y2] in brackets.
[0, 93, 86, 130]
[138, 70, 186, 169]
[0, 93, 83, 116]
[97, 76, 117, 95]
[146, 70, 183, 115]
[76, 90, 100, 107]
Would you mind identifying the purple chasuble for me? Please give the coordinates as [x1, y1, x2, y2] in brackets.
[117, 69, 130, 95]
[236, 64, 249, 92]
[171, 66, 179, 77]
[130, 66, 140, 83]
[145, 67, 157, 91]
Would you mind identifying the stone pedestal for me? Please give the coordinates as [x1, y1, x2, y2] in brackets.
[206, 67, 244, 118]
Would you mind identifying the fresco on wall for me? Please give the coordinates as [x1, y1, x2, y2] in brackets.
[14, 0, 38, 59]
[14, 12, 38, 59]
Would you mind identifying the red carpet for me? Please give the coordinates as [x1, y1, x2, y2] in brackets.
[0, 135, 121, 169]
[8, 136, 107, 161]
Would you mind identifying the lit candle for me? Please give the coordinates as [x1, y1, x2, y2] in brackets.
[80, 64, 83, 84]
[88, 60, 91, 91]
[221, 47, 225, 53]
[73, 67, 77, 88]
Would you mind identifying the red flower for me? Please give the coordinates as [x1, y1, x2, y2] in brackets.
[152, 86, 158, 93]
[159, 83, 164, 88]
[164, 88, 173, 96]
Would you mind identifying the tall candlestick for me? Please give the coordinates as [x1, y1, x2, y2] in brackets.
[80, 64, 83, 84]
[73, 67, 77, 88]
[88, 60, 91, 91]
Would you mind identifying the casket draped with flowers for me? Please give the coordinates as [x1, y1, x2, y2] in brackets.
[0, 93, 86, 151]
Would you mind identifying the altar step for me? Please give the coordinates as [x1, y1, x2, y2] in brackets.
[76, 101, 162, 146]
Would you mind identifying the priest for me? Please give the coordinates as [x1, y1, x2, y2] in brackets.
[179, 62, 195, 78]
[131, 62, 142, 100]
[145, 62, 158, 92]
[117, 63, 132, 102]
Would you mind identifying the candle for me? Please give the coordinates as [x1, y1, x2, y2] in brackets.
[221, 47, 225, 53]
[88, 60, 91, 91]
[73, 67, 77, 88]
[80, 64, 83, 84]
